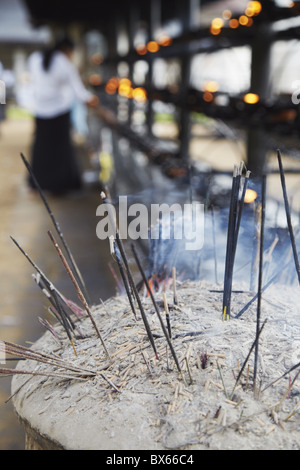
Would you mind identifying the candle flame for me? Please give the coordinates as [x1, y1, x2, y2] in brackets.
[244, 92, 260, 104]
[244, 189, 258, 204]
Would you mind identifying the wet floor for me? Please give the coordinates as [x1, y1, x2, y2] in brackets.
[0, 118, 117, 449]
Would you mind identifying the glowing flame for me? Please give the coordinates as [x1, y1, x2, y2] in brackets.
[244, 189, 258, 204]
[203, 91, 214, 102]
[118, 79, 133, 98]
[158, 35, 172, 47]
[132, 87, 147, 103]
[246, 1, 262, 16]
[211, 17, 224, 29]
[222, 10, 232, 20]
[105, 77, 119, 95]
[210, 26, 221, 35]
[136, 44, 147, 55]
[244, 92, 260, 104]
[210, 17, 224, 35]
[203, 81, 219, 93]
[239, 15, 249, 25]
[147, 41, 160, 53]
[229, 18, 239, 29]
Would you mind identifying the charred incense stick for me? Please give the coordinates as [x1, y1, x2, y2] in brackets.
[32, 273, 80, 337]
[211, 206, 218, 285]
[277, 149, 300, 286]
[0, 340, 118, 390]
[100, 191, 158, 358]
[131, 244, 181, 372]
[12, 236, 83, 331]
[223, 164, 249, 318]
[51, 289, 77, 357]
[114, 242, 158, 359]
[253, 175, 266, 392]
[233, 170, 250, 256]
[163, 293, 172, 339]
[10, 236, 66, 304]
[235, 259, 291, 319]
[172, 267, 178, 305]
[263, 360, 300, 392]
[20, 152, 90, 305]
[38, 317, 62, 342]
[47, 230, 111, 361]
[230, 319, 267, 399]
[113, 243, 138, 320]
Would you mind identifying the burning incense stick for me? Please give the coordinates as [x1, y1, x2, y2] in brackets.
[172, 267, 178, 305]
[131, 244, 181, 372]
[48, 230, 111, 361]
[223, 164, 250, 318]
[113, 243, 138, 320]
[20, 152, 90, 304]
[163, 293, 172, 339]
[277, 149, 300, 286]
[253, 175, 266, 391]
[223, 164, 241, 318]
[114, 242, 158, 359]
[100, 190, 158, 357]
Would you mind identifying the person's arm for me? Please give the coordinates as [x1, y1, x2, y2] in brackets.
[65, 58, 99, 107]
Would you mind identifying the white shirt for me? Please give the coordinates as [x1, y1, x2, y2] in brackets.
[26, 51, 92, 118]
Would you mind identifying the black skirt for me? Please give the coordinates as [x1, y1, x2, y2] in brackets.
[29, 111, 82, 193]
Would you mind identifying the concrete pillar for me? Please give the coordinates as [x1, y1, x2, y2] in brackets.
[178, 0, 200, 162]
[146, 0, 161, 136]
[246, 21, 273, 175]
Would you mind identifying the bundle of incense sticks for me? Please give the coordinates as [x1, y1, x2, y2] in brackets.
[100, 190, 158, 359]
[0, 341, 119, 392]
[222, 163, 250, 319]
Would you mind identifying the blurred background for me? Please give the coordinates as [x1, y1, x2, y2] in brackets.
[1, 0, 300, 449]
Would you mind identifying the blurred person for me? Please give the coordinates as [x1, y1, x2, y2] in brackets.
[26, 36, 98, 194]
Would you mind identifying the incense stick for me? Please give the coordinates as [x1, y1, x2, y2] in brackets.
[263, 359, 300, 392]
[235, 258, 291, 319]
[0, 340, 119, 391]
[47, 230, 111, 361]
[131, 244, 181, 372]
[20, 152, 90, 304]
[114, 242, 158, 359]
[163, 293, 172, 339]
[277, 149, 300, 286]
[100, 191, 158, 358]
[230, 319, 267, 399]
[253, 174, 266, 391]
[211, 206, 218, 284]
[172, 267, 178, 305]
[113, 243, 138, 320]
[222, 164, 241, 318]
[10, 236, 66, 305]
